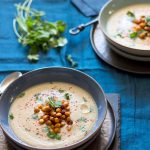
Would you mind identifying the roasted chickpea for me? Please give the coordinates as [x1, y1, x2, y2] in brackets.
[51, 111, 56, 117]
[56, 113, 62, 117]
[56, 108, 62, 113]
[34, 107, 40, 113]
[63, 102, 69, 108]
[55, 123, 61, 128]
[50, 116, 54, 122]
[66, 106, 70, 111]
[139, 22, 146, 28]
[43, 115, 49, 121]
[46, 120, 52, 126]
[54, 128, 60, 133]
[139, 32, 147, 39]
[39, 119, 45, 124]
[133, 19, 141, 24]
[66, 125, 72, 131]
[54, 117, 60, 123]
[42, 106, 50, 112]
[144, 26, 150, 31]
[62, 115, 66, 119]
[51, 124, 55, 129]
[44, 112, 50, 115]
[67, 120, 73, 125]
[65, 111, 70, 117]
[66, 117, 71, 122]
[61, 121, 66, 127]
[133, 26, 141, 32]
[37, 104, 43, 109]
[147, 33, 150, 37]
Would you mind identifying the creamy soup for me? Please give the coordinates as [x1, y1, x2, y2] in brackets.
[9, 82, 98, 148]
[107, 4, 150, 49]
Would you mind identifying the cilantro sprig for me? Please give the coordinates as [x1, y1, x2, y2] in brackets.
[13, 0, 67, 62]
[66, 54, 78, 68]
[47, 131, 61, 140]
[64, 93, 71, 100]
[48, 97, 62, 108]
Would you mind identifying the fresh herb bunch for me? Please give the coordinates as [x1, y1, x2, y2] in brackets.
[13, 0, 67, 62]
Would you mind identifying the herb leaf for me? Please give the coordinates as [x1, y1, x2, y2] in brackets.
[49, 97, 62, 108]
[66, 54, 78, 68]
[58, 89, 65, 93]
[47, 131, 61, 140]
[13, 0, 67, 62]
[64, 93, 71, 100]
[31, 114, 39, 120]
[145, 17, 150, 26]
[42, 126, 50, 133]
[83, 97, 87, 102]
[130, 32, 138, 39]
[9, 113, 14, 120]
[17, 92, 25, 98]
[77, 117, 87, 123]
[127, 11, 135, 18]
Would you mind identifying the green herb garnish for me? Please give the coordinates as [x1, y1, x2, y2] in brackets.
[127, 11, 135, 18]
[145, 16, 150, 26]
[31, 114, 39, 120]
[66, 54, 78, 68]
[89, 107, 94, 113]
[64, 93, 71, 100]
[83, 97, 87, 102]
[58, 89, 65, 93]
[79, 126, 86, 132]
[49, 97, 62, 108]
[130, 32, 138, 39]
[13, 0, 67, 62]
[34, 93, 40, 100]
[17, 92, 25, 98]
[47, 131, 61, 140]
[42, 126, 50, 133]
[9, 113, 14, 120]
[116, 33, 124, 38]
[77, 117, 87, 123]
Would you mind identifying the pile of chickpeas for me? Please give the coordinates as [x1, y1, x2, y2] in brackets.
[34, 100, 73, 133]
[133, 16, 150, 39]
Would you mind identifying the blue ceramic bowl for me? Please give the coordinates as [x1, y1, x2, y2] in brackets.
[99, 0, 150, 56]
[0, 67, 107, 150]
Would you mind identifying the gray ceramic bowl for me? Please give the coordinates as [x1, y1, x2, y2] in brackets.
[0, 67, 107, 150]
[99, 0, 150, 56]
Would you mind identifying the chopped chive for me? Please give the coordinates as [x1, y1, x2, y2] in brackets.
[9, 113, 14, 120]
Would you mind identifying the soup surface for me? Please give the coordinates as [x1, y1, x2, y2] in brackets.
[9, 82, 98, 148]
[107, 4, 150, 50]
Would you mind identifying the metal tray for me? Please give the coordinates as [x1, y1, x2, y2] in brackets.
[3, 100, 116, 150]
[90, 23, 150, 74]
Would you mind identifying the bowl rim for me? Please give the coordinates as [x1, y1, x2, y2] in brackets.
[98, 0, 150, 53]
[0, 67, 107, 150]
